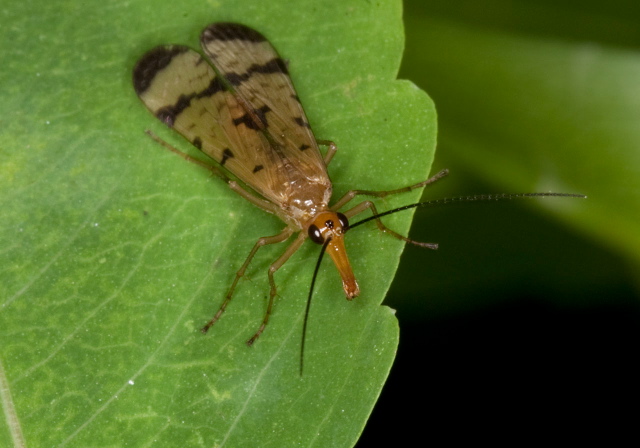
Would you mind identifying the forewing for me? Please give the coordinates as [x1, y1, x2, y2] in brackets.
[134, 47, 230, 167]
[132, 45, 283, 203]
[199, 23, 330, 192]
[132, 24, 332, 208]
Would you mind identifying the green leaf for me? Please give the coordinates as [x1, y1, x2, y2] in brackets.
[0, 1, 435, 447]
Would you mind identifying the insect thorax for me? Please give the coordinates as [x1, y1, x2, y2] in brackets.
[280, 175, 333, 228]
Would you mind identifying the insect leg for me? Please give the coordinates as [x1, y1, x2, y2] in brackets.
[331, 169, 449, 210]
[247, 231, 308, 346]
[328, 169, 447, 248]
[145, 130, 232, 181]
[227, 181, 281, 215]
[317, 139, 338, 166]
[202, 226, 295, 334]
[342, 200, 437, 249]
[331, 168, 449, 210]
[145, 130, 281, 215]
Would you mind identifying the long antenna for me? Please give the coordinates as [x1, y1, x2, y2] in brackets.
[301, 190, 586, 375]
[300, 236, 332, 377]
[350, 192, 586, 230]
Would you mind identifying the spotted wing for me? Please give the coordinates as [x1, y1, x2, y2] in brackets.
[132, 23, 330, 208]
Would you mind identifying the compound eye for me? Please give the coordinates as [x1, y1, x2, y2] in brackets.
[337, 212, 349, 231]
[308, 224, 324, 245]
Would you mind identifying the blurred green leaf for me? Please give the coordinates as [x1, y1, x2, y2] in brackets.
[403, 1, 640, 259]
[387, 0, 639, 319]
[0, 1, 435, 447]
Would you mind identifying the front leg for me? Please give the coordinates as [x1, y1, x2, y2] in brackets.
[331, 169, 449, 211]
[342, 200, 437, 249]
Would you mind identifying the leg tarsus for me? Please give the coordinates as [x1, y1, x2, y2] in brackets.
[246, 266, 277, 346]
